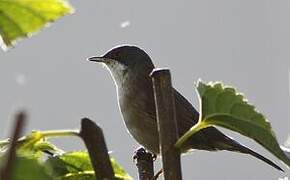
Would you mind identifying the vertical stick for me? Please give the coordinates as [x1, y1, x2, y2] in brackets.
[150, 68, 182, 180]
[79, 118, 115, 180]
[0, 111, 26, 180]
[134, 147, 154, 180]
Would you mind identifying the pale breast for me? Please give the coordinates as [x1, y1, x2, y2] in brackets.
[117, 85, 160, 153]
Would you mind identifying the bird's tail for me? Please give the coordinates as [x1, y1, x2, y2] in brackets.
[219, 136, 284, 172]
[234, 142, 283, 171]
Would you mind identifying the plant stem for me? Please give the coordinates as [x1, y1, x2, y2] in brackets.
[175, 121, 210, 149]
[40, 130, 79, 138]
[151, 68, 182, 180]
[0, 130, 79, 148]
[1, 111, 26, 180]
[79, 118, 115, 179]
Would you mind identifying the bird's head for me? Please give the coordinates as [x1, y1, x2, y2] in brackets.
[88, 45, 155, 86]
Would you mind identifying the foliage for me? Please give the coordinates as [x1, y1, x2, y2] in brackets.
[0, 0, 73, 50]
[0, 130, 132, 180]
[12, 156, 52, 180]
[176, 80, 290, 168]
[45, 151, 132, 180]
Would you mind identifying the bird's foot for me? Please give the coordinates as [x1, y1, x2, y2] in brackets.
[133, 147, 156, 162]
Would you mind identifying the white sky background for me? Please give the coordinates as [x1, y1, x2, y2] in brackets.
[0, 0, 290, 179]
[120, 20, 130, 28]
[15, 73, 27, 86]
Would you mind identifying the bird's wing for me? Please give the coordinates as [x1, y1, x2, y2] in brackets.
[173, 88, 218, 150]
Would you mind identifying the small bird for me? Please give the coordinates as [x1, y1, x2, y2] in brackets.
[88, 45, 283, 171]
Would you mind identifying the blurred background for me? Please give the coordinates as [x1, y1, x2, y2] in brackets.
[0, 0, 289, 179]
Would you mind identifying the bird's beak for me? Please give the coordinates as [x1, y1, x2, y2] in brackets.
[87, 56, 107, 63]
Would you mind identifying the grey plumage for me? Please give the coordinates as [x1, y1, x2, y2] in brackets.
[88, 45, 283, 171]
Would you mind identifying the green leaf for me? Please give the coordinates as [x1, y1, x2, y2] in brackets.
[44, 151, 132, 180]
[0, 130, 78, 160]
[177, 81, 290, 168]
[12, 156, 52, 180]
[17, 131, 60, 159]
[0, 130, 64, 160]
[0, 0, 73, 50]
[111, 158, 133, 180]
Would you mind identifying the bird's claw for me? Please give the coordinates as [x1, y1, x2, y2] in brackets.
[133, 147, 156, 163]
[133, 147, 146, 162]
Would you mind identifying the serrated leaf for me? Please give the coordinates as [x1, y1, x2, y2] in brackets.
[44, 151, 132, 180]
[196, 81, 290, 167]
[0, 0, 73, 50]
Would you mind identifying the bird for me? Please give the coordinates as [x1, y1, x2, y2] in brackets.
[88, 45, 283, 171]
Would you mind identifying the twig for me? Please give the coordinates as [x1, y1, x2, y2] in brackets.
[150, 69, 182, 180]
[79, 118, 115, 180]
[133, 147, 154, 180]
[152, 169, 163, 180]
[0, 111, 27, 180]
